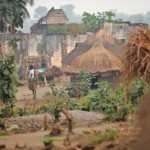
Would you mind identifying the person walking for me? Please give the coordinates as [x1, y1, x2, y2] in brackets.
[28, 65, 37, 99]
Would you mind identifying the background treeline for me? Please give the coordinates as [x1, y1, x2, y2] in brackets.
[21, 4, 150, 33]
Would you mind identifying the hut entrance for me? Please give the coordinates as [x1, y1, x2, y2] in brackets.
[41, 60, 46, 68]
[91, 75, 99, 89]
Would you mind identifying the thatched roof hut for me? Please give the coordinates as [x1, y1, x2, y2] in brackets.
[65, 44, 123, 74]
[62, 29, 124, 65]
[38, 7, 68, 25]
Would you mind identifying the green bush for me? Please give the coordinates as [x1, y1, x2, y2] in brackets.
[79, 95, 91, 110]
[129, 77, 148, 104]
[0, 107, 5, 117]
[49, 98, 81, 122]
[12, 107, 28, 116]
[89, 81, 111, 111]
[0, 55, 18, 105]
[65, 70, 92, 98]
[103, 87, 130, 121]
[36, 105, 51, 114]
[88, 78, 147, 121]
[41, 137, 61, 146]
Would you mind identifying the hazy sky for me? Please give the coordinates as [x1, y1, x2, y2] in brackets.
[27, 0, 150, 18]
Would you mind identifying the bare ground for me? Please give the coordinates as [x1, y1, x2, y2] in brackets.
[0, 84, 140, 150]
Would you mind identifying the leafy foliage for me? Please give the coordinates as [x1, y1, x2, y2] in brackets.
[89, 81, 112, 111]
[49, 99, 81, 122]
[0, 0, 31, 34]
[41, 137, 61, 145]
[88, 78, 147, 121]
[65, 70, 92, 98]
[82, 11, 122, 32]
[0, 0, 31, 110]
[128, 77, 147, 103]
[36, 105, 52, 114]
[0, 55, 18, 104]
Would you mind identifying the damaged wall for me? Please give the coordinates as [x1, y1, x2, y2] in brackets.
[103, 22, 148, 42]
[19, 33, 88, 67]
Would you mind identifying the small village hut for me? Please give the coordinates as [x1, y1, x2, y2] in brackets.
[65, 44, 123, 87]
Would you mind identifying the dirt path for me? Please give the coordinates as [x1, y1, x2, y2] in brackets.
[16, 84, 52, 100]
[0, 122, 121, 149]
[0, 131, 47, 148]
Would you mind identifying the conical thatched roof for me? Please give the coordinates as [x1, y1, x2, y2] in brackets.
[62, 29, 124, 65]
[65, 44, 123, 74]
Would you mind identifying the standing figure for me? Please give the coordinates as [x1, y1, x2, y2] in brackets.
[28, 65, 37, 99]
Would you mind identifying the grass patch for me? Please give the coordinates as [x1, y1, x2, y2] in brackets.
[0, 131, 9, 136]
[91, 128, 118, 143]
[41, 137, 61, 145]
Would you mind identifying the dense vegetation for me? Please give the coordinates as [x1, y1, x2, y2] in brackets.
[47, 23, 91, 35]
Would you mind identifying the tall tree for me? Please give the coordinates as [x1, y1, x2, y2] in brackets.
[82, 12, 99, 31]
[0, 0, 34, 54]
[0, 0, 34, 110]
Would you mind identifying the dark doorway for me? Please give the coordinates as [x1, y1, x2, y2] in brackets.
[91, 75, 99, 89]
[41, 60, 46, 68]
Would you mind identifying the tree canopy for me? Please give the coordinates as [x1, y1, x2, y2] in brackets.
[82, 11, 122, 32]
[0, 0, 34, 34]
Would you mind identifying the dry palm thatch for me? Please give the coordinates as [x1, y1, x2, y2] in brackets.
[124, 27, 150, 83]
[46, 66, 63, 77]
[65, 44, 123, 74]
[62, 29, 124, 65]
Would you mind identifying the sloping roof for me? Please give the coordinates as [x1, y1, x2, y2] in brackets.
[38, 7, 68, 24]
[62, 29, 124, 65]
[64, 44, 123, 74]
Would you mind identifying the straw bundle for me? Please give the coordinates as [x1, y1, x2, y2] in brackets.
[46, 66, 62, 77]
[65, 44, 123, 74]
[124, 27, 150, 83]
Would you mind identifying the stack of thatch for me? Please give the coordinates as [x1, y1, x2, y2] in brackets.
[124, 27, 150, 83]
[62, 29, 124, 65]
[65, 44, 123, 74]
[46, 66, 62, 77]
